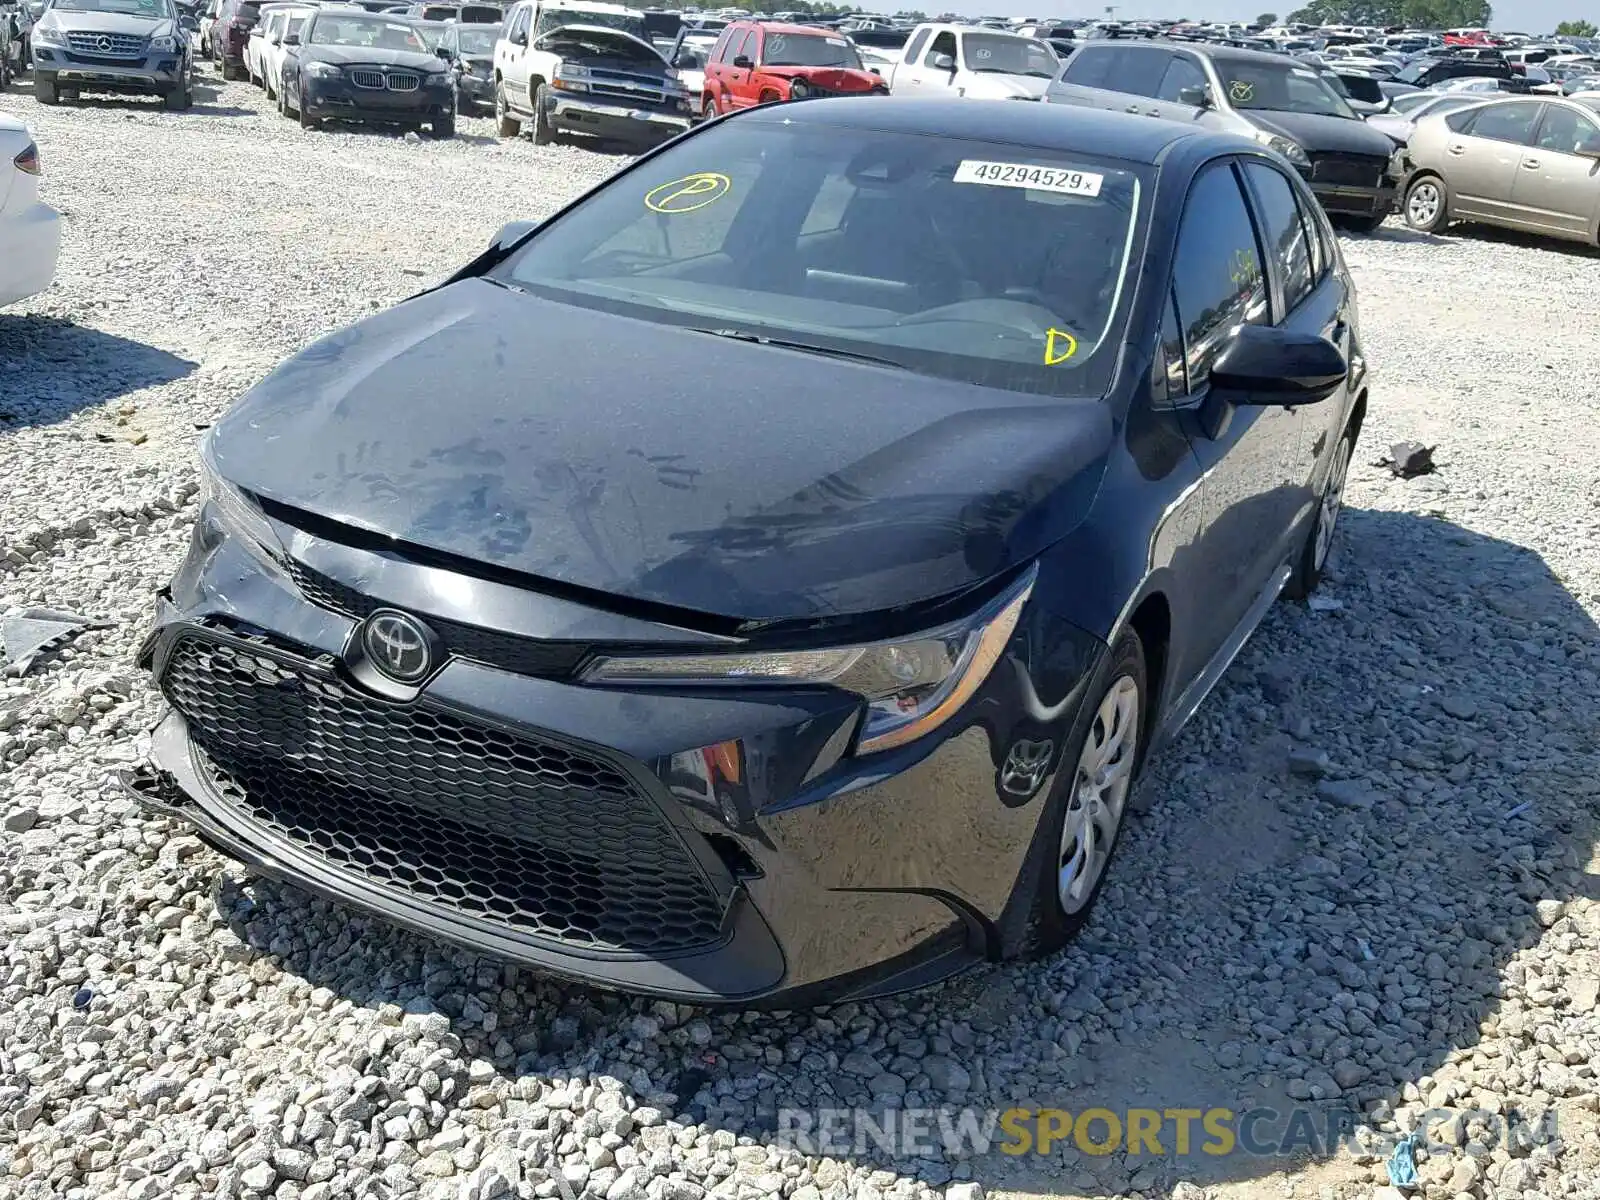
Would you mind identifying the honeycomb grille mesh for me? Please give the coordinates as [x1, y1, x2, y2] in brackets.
[159, 632, 727, 954]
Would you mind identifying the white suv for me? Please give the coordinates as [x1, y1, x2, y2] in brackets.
[493, 0, 687, 143]
[0, 115, 61, 309]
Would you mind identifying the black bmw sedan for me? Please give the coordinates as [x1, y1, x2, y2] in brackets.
[280, 7, 455, 136]
[133, 99, 1369, 1005]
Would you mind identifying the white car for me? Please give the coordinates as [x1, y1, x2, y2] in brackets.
[248, 2, 311, 96]
[0, 115, 61, 310]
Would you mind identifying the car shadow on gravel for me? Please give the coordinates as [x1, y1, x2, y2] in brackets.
[0, 75, 252, 116]
[0, 316, 197, 428]
[203, 504, 1597, 1198]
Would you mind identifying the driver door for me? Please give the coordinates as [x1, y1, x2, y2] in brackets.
[500, 3, 531, 96]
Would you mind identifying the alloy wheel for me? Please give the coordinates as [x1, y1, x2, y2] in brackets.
[1314, 436, 1352, 572]
[1406, 180, 1441, 228]
[1057, 674, 1140, 915]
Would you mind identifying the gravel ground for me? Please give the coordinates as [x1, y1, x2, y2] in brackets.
[3, 66, 1600, 1200]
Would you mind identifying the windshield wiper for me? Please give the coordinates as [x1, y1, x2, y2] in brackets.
[689, 327, 905, 369]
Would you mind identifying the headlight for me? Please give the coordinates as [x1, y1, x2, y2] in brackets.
[151, 33, 178, 50]
[198, 434, 282, 567]
[1253, 129, 1311, 168]
[582, 569, 1034, 756]
[788, 79, 810, 98]
[30, 22, 64, 45]
[305, 61, 342, 77]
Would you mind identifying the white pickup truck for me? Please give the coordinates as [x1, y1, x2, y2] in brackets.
[882, 23, 1060, 100]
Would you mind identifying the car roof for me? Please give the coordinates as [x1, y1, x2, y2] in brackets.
[1091, 37, 1300, 69]
[729, 20, 838, 36]
[743, 96, 1231, 165]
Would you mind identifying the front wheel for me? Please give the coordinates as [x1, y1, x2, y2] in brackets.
[1403, 174, 1449, 233]
[298, 87, 317, 128]
[163, 82, 192, 110]
[1285, 427, 1354, 600]
[1018, 630, 1146, 957]
[431, 112, 454, 139]
[530, 81, 552, 144]
[35, 77, 58, 104]
[704, 96, 719, 118]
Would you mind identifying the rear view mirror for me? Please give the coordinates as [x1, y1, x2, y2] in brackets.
[932, 52, 955, 71]
[1177, 84, 1209, 107]
[1211, 325, 1347, 403]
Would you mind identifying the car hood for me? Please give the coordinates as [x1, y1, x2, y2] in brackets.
[303, 43, 438, 68]
[1241, 107, 1397, 154]
[1364, 111, 1413, 142]
[963, 72, 1051, 98]
[762, 65, 881, 90]
[41, 9, 172, 33]
[212, 279, 1115, 624]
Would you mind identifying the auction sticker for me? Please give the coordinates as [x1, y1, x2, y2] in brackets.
[953, 160, 1104, 197]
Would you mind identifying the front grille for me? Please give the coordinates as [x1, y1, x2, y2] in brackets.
[285, 559, 589, 679]
[350, 68, 385, 88]
[1310, 153, 1386, 188]
[160, 631, 728, 954]
[65, 31, 146, 58]
[587, 67, 670, 104]
[384, 71, 419, 92]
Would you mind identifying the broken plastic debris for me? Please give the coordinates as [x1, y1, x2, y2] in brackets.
[1502, 801, 1534, 822]
[0, 607, 112, 676]
[1307, 595, 1344, 613]
[1386, 1130, 1421, 1188]
[1357, 938, 1375, 962]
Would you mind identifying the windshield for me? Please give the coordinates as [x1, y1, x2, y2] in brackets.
[310, 13, 425, 47]
[1218, 59, 1358, 118]
[762, 31, 861, 69]
[962, 32, 1057, 77]
[533, 6, 642, 39]
[455, 24, 495, 51]
[51, 0, 170, 14]
[489, 122, 1143, 397]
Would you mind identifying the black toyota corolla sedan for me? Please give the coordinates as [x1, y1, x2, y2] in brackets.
[132, 99, 1369, 1006]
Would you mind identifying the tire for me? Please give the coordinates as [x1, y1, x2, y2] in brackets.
[431, 113, 454, 139]
[530, 81, 551, 144]
[278, 77, 290, 116]
[163, 83, 192, 110]
[222, 59, 243, 81]
[298, 87, 316, 128]
[35, 77, 57, 104]
[1403, 173, 1449, 233]
[1016, 630, 1147, 957]
[1285, 427, 1354, 601]
[704, 96, 718, 118]
[494, 80, 520, 137]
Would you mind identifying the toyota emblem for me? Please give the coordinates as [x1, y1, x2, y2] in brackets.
[95, 34, 114, 52]
[361, 610, 434, 683]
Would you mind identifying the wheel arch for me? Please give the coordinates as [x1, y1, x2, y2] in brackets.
[1125, 591, 1171, 757]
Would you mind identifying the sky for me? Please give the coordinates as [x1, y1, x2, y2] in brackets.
[913, 0, 1581, 33]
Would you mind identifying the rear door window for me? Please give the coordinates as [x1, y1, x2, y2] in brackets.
[1458, 101, 1543, 143]
[1111, 46, 1172, 97]
[1060, 43, 1113, 88]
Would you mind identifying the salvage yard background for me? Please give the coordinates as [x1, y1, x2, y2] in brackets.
[2, 72, 1600, 1200]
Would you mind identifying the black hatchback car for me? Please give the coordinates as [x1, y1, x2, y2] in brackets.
[132, 99, 1369, 1006]
[279, 7, 455, 136]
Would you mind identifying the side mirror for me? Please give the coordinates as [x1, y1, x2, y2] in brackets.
[281, 31, 297, 44]
[180, 14, 197, 28]
[487, 219, 538, 254]
[1211, 325, 1347, 403]
[1574, 134, 1600, 159]
[932, 52, 955, 71]
[1177, 83, 1210, 107]
[732, 53, 752, 68]
[435, 44, 449, 57]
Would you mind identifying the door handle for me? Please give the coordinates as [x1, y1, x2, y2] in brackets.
[1522, 158, 1540, 169]
[1125, 103, 1142, 112]
[1446, 142, 1465, 155]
